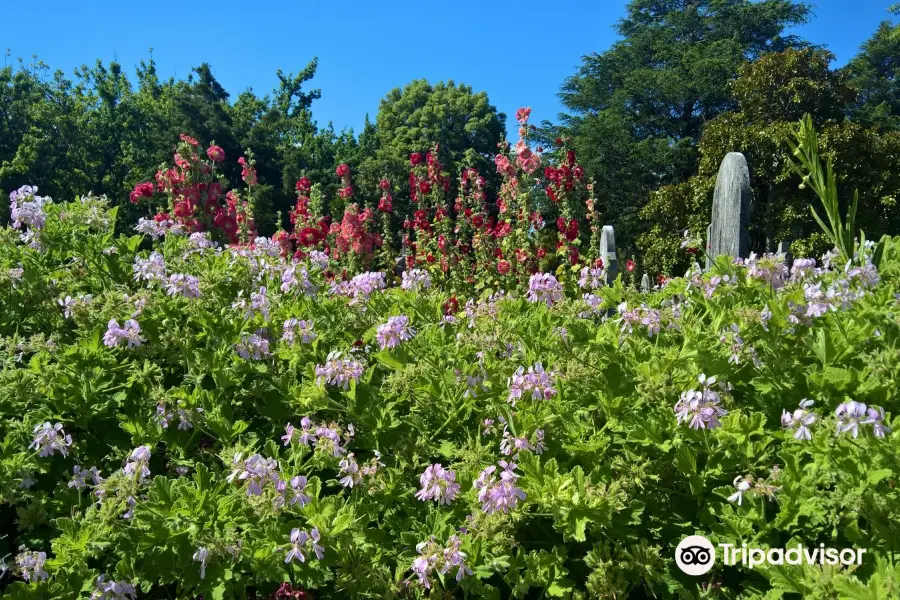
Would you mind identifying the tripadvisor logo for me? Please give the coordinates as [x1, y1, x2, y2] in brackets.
[675, 535, 867, 575]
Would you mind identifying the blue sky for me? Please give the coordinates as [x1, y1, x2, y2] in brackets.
[3, 1, 897, 138]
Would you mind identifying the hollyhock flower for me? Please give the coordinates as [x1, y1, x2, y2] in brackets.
[124, 445, 152, 482]
[129, 181, 154, 204]
[376, 315, 416, 349]
[474, 460, 526, 514]
[626, 259, 635, 272]
[526, 273, 564, 307]
[507, 363, 557, 406]
[193, 547, 210, 579]
[497, 259, 512, 274]
[296, 177, 311, 192]
[30, 422, 73, 457]
[315, 351, 364, 390]
[336, 163, 351, 178]
[206, 145, 225, 162]
[415, 464, 461, 505]
[15, 549, 48, 583]
[515, 107, 532, 124]
[179, 133, 199, 146]
[165, 273, 201, 298]
[90, 574, 138, 600]
[281, 318, 316, 345]
[673, 374, 728, 430]
[727, 476, 752, 505]
[781, 399, 816, 440]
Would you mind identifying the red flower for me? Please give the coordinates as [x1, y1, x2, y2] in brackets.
[379, 178, 390, 190]
[336, 163, 351, 178]
[419, 181, 431, 194]
[207, 145, 225, 163]
[626, 259, 635, 272]
[497, 259, 512, 274]
[443, 297, 459, 315]
[426, 254, 436, 263]
[515, 107, 532, 124]
[378, 194, 393, 213]
[410, 152, 422, 166]
[296, 177, 311, 192]
[546, 187, 557, 203]
[594, 257, 604, 269]
[338, 186, 354, 199]
[556, 216, 567, 233]
[297, 227, 320, 247]
[472, 214, 484, 228]
[129, 182, 154, 204]
[537, 247, 547, 259]
[567, 150, 576, 166]
[180, 133, 199, 146]
[657, 274, 668, 285]
[569, 247, 580, 265]
[493, 247, 504, 258]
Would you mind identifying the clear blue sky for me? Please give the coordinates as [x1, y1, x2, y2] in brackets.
[3, 1, 897, 139]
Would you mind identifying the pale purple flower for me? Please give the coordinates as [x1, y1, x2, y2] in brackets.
[298, 416, 316, 446]
[235, 331, 270, 360]
[330, 271, 386, 305]
[68, 465, 93, 490]
[376, 315, 416, 349]
[473, 460, 526, 514]
[578, 266, 605, 290]
[89, 574, 138, 600]
[507, 362, 557, 406]
[233, 453, 279, 496]
[673, 374, 728, 430]
[193, 547, 209, 579]
[415, 464, 461, 505]
[30, 422, 73, 457]
[282, 318, 316, 345]
[863, 406, 891, 439]
[835, 401, 870, 438]
[308, 250, 329, 270]
[135, 217, 179, 239]
[410, 535, 472, 589]
[526, 273, 564, 307]
[133, 252, 166, 283]
[189, 231, 216, 249]
[289, 475, 310, 507]
[401, 268, 432, 292]
[250, 286, 270, 320]
[284, 528, 324, 563]
[10, 185, 51, 231]
[15, 549, 48, 583]
[124, 446, 152, 481]
[280, 264, 316, 296]
[165, 273, 201, 298]
[315, 351, 364, 390]
[175, 466, 190, 476]
[781, 399, 816, 440]
[338, 453, 363, 488]
[499, 425, 534, 457]
[19, 472, 36, 489]
[103, 319, 144, 349]
[580, 293, 603, 317]
[533, 429, 547, 454]
[58, 296, 77, 318]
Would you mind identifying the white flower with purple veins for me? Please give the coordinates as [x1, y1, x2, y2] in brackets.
[90, 574, 138, 600]
[68, 465, 94, 490]
[165, 273, 201, 298]
[415, 464, 461, 505]
[315, 424, 347, 457]
[234, 453, 279, 496]
[836, 401, 891, 439]
[281, 318, 316, 345]
[193, 547, 209, 580]
[133, 252, 166, 283]
[15, 548, 48, 583]
[315, 351, 364, 390]
[781, 399, 816, 440]
[507, 362, 557, 406]
[376, 315, 416, 349]
[526, 273, 564, 307]
[235, 331, 270, 360]
[189, 231, 216, 249]
[288, 476, 310, 507]
[30, 422, 72, 457]
[10, 185, 51, 231]
[308, 250, 329, 270]
[280, 264, 317, 296]
[338, 453, 363, 488]
[474, 460, 526, 514]
[499, 425, 534, 457]
[330, 271, 387, 305]
[720, 324, 744, 364]
[283, 527, 325, 564]
[727, 476, 752, 505]
[124, 445, 152, 481]
[103, 319, 144, 349]
[673, 374, 729, 430]
[578, 266, 605, 290]
[401, 268, 432, 292]
[865, 406, 891, 438]
[249, 287, 271, 320]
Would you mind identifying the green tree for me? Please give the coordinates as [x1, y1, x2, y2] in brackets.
[844, 12, 900, 131]
[550, 0, 812, 255]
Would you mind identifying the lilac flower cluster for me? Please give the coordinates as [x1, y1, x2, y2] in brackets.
[165, 273, 201, 298]
[308, 249, 329, 270]
[154, 401, 203, 430]
[235, 330, 271, 360]
[338, 451, 383, 488]
[315, 351, 365, 390]
[401, 268, 432, 292]
[499, 426, 546, 457]
[673, 374, 729, 430]
[727, 469, 781, 506]
[474, 460, 526, 514]
[30, 422, 73, 457]
[415, 463, 461, 504]
[135, 216, 184, 239]
[835, 401, 891, 439]
[507, 362, 557, 406]
[132, 252, 167, 283]
[227, 453, 278, 495]
[526, 273, 564, 307]
[579, 293, 604, 317]
[284, 527, 325, 564]
[376, 315, 416, 349]
[282, 417, 354, 458]
[781, 399, 816, 440]
[410, 535, 472, 589]
[89, 575, 138, 600]
[68, 465, 103, 491]
[281, 318, 316, 345]
[280, 264, 317, 296]
[58, 294, 92, 319]
[124, 446, 152, 482]
[329, 271, 387, 305]
[790, 257, 818, 280]
[617, 302, 663, 336]
[10, 185, 51, 232]
[578, 266, 606, 290]
[189, 231, 217, 249]
[103, 319, 145, 349]
[14, 548, 48, 583]
[743, 253, 789, 288]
